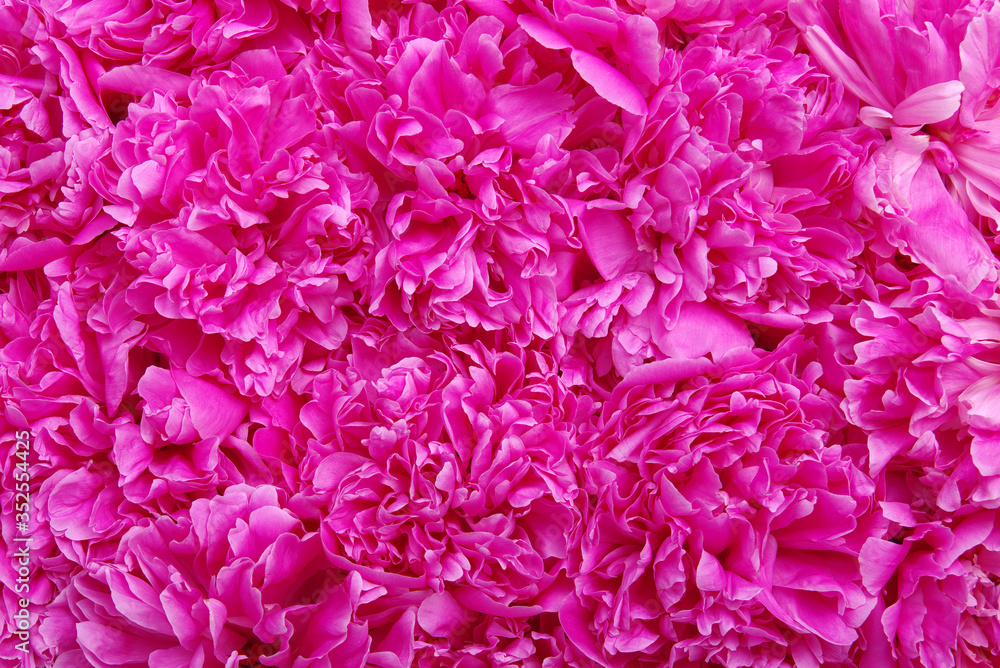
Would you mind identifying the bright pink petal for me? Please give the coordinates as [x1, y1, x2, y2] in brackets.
[571, 50, 648, 116]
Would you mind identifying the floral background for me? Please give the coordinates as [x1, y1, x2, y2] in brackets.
[2, 0, 1000, 666]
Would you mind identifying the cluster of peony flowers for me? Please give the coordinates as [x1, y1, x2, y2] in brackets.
[4, 0, 1000, 666]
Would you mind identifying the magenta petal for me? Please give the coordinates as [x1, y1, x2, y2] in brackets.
[98, 65, 192, 98]
[653, 300, 753, 360]
[489, 75, 575, 154]
[77, 620, 171, 663]
[341, 0, 373, 52]
[0, 237, 69, 271]
[859, 538, 908, 594]
[451, 587, 543, 617]
[416, 591, 470, 637]
[612, 357, 714, 399]
[578, 207, 651, 280]
[959, 3, 1000, 126]
[801, 26, 891, 110]
[696, 552, 726, 592]
[369, 609, 416, 668]
[961, 375, 1000, 430]
[172, 369, 249, 440]
[899, 158, 996, 292]
[570, 50, 648, 116]
[517, 15, 573, 51]
[971, 430, 1000, 477]
[557, 594, 604, 662]
[147, 647, 199, 668]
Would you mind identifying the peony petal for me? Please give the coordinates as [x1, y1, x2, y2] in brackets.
[894, 157, 996, 293]
[570, 50, 648, 116]
[98, 65, 192, 98]
[77, 620, 170, 663]
[892, 80, 964, 127]
[971, 430, 1000, 477]
[578, 206, 651, 281]
[341, 0, 373, 52]
[801, 26, 891, 110]
[0, 237, 69, 271]
[171, 369, 249, 440]
[653, 300, 754, 360]
[859, 538, 908, 594]
[416, 591, 472, 637]
[517, 15, 573, 51]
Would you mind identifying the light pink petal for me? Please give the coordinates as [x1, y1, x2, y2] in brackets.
[889, 125, 930, 154]
[859, 106, 894, 129]
[892, 80, 964, 126]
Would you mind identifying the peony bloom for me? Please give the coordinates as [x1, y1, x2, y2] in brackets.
[320, 6, 605, 342]
[793, 0, 1000, 292]
[109, 362, 271, 514]
[555, 9, 878, 379]
[100, 49, 378, 397]
[843, 275, 1000, 512]
[11, 0, 1000, 665]
[858, 511, 1000, 668]
[48, 484, 410, 668]
[566, 338, 885, 667]
[137, 366, 247, 445]
[37, 0, 320, 72]
[295, 326, 602, 663]
[0, 266, 139, 665]
[0, 0, 115, 247]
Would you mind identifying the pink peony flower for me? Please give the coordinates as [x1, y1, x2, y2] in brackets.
[293, 326, 604, 662]
[843, 275, 1000, 513]
[100, 50, 378, 396]
[566, 337, 885, 667]
[38, 0, 320, 71]
[793, 0, 1000, 285]
[858, 511, 1000, 667]
[50, 484, 409, 668]
[555, 10, 878, 379]
[10, 0, 1000, 665]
